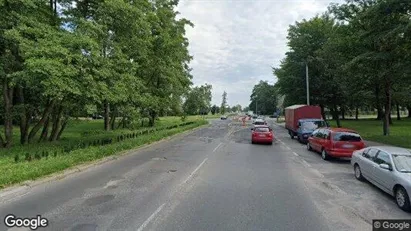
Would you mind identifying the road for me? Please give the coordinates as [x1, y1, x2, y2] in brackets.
[0, 118, 410, 231]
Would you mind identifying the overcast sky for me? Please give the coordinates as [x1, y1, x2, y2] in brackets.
[176, 0, 343, 108]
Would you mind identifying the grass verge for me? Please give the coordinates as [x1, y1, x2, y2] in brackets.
[0, 120, 208, 189]
[328, 118, 411, 149]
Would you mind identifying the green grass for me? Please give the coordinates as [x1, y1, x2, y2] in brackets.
[0, 117, 207, 188]
[328, 118, 411, 149]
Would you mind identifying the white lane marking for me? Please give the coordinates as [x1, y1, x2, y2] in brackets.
[180, 158, 208, 186]
[213, 143, 223, 152]
[285, 146, 291, 150]
[137, 203, 166, 231]
[7, 227, 31, 231]
[301, 159, 311, 168]
[293, 152, 299, 156]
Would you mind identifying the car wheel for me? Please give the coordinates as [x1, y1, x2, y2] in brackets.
[354, 164, 364, 181]
[321, 149, 329, 160]
[395, 186, 411, 212]
[269, 142, 273, 145]
[307, 142, 312, 151]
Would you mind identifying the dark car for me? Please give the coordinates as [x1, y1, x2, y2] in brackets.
[92, 114, 104, 120]
[296, 119, 328, 143]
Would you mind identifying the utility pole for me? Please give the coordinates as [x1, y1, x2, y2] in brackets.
[306, 63, 310, 105]
[255, 98, 258, 115]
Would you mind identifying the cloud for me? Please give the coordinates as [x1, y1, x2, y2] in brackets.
[177, 0, 343, 107]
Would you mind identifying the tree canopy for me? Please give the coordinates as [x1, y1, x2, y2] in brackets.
[273, 0, 411, 135]
[0, 0, 195, 147]
[249, 81, 278, 115]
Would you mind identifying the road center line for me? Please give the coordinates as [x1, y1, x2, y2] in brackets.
[293, 152, 299, 156]
[180, 158, 208, 186]
[213, 143, 223, 152]
[137, 203, 166, 231]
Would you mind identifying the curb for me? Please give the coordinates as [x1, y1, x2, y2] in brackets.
[0, 122, 210, 201]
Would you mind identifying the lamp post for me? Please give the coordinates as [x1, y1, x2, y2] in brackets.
[306, 63, 310, 105]
[255, 97, 258, 115]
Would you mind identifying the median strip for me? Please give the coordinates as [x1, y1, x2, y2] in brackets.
[0, 120, 208, 190]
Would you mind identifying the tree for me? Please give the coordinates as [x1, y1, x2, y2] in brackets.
[0, 0, 196, 148]
[330, 0, 411, 135]
[220, 91, 227, 115]
[210, 105, 218, 115]
[249, 81, 278, 115]
[274, 15, 338, 121]
[183, 84, 212, 115]
[139, 0, 193, 126]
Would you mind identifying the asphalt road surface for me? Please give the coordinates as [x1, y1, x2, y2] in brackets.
[0, 117, 410, 231]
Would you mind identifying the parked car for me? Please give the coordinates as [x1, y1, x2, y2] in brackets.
[92, 114, 103, 120]
[306, 128, 365, 160]
[251, 125, 274, 145]
[220, 115, 227, 120]
[351, 146, 411, 211]
[253, 118, 267, 125]
[296, 119, 329, 143]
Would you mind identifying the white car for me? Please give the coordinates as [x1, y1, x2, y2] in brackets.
[220, 115, 228, 120]
[351, 146, 411, 211]
[253, 118, 267, 125]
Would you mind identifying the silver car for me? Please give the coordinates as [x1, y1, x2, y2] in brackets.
[351, 146, 411, 212]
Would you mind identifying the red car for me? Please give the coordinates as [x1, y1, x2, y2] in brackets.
[251, 125, 274, 145]
[307, 127, 365, 160]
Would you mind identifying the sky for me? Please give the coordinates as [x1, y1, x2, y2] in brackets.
[176, 0, 343, 108]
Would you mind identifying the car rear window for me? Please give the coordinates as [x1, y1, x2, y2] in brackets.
[332, 132, 361, 142]
[254, 121, 265, 125]
[255, 127, 270, 132]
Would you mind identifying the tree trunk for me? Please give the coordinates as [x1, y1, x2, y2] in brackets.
[28, 100, 55, 143]
[382, 81, 391, 136]
[355, 106, 359, 120]
[110, 107, 117, 130]
[148, 110, 156, 127]
[320, 104, 326, 121]
[17, 87, 30, 145]
[3, 82, 14, 148]
[56, 117, 69, 140]
[396, 103, 401, 121]
[333, 105, 341, 128]
[117, 117, 125, 129]
[341, 107, 345, 120]
[49, 105, 63, 141]
[407, 106, 411, 118]
[104, 100, 110, 131]
[375, 85, 383, 120]
[330, 108, 338, 120]
[122, 117, 127, 128]
[110, 115, 116, 130]
[39, 117, 50, 142]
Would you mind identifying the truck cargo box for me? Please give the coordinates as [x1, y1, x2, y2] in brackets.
[285, 104, 323, 135]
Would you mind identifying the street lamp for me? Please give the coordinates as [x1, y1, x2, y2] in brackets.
[306, 63, 310, 105]
[255, 96, 258, 115]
